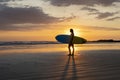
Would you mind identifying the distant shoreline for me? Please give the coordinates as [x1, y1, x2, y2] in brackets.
[90, 39, 120, 42]
[0, 40, 120, 46]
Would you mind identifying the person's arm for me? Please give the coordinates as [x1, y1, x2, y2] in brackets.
[69, 33, 74, 44]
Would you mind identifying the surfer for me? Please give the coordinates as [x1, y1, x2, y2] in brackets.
[68, 29, 74, 56]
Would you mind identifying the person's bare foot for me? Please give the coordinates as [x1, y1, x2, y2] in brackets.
[68, 54, 71, 56]
[71, 54, 74, 56]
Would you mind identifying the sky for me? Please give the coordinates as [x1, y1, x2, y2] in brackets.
[0, 0, 120, 41]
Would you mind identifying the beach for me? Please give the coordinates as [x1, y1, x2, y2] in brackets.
[0, 43, 120, 80]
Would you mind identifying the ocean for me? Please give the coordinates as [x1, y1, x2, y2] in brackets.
[0, 42, 120, 80]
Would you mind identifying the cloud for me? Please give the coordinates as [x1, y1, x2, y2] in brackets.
[0, 0, 11, 2]
[0, 24, 47, 31]
[0, 0, 22, 2]
[46, 0, 120, 6]
[0, 6, 60, 24]
[79, 25, 120, 32]
[89, 26, 120, 31]
[81, 7, 119, 20]
[0, 5, 61, 31]
[107, 17, 120, 21]
[96, 12, 117, 19]
[81, 7, 98, 12]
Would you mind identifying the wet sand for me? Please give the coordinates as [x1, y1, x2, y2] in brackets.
[0, 44, 120, 80]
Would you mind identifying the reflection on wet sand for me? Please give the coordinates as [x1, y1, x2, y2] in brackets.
[61, 56, 77, 80]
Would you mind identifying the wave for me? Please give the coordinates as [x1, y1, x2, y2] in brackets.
[0, 41, 119, 46]
[0, 41, 60, 46]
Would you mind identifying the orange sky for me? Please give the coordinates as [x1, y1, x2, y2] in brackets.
[0, 0, 120, 41]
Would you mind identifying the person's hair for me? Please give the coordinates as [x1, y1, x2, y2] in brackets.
[70, 29, 73, 33]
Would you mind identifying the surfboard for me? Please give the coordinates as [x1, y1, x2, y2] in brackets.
[55, 34, 87, 44]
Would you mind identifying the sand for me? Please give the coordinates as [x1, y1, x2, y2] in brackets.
[0, 43, 120, 80]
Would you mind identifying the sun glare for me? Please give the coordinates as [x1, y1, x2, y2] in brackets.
[64, 28, 81, 36]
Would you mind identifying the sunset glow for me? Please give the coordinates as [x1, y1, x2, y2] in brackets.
[0, 0, 120, 41]
[64, 28, 81, 36]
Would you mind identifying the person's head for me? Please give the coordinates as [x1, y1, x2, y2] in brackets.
[70, 29, 74, 33]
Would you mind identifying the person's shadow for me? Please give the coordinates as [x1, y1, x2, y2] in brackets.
[61, 56, 77, 80]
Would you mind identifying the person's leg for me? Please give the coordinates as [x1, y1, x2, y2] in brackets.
[71, 44, 74, 55]
[68, 44, 71, 55]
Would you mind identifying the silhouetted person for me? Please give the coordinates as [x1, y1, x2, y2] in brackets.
[68, 29, 74, 56]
